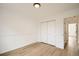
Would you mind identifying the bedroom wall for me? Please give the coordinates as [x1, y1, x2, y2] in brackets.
[0, 4, 38, 54]
[38, 8, 79, 49]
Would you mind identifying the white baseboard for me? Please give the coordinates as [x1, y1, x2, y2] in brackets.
[0, 41, 37, 54]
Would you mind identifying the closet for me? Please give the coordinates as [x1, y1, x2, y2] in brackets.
[40, 20, 56, 46]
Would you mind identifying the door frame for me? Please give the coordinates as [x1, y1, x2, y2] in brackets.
[64, 16, 78, 49]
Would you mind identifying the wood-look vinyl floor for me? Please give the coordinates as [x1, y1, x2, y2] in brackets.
[0, 42, 79, 56]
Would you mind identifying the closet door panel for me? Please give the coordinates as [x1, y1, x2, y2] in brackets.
[48, 21, 56, 45]
[40, 22, 48, 43]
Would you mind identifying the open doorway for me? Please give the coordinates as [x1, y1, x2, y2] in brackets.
[68, 23, 77, 49]
[64, 16, 78, 55]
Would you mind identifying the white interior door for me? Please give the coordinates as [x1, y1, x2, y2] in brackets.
[40, 22, 48, 43]
[48, 21, 56, 45]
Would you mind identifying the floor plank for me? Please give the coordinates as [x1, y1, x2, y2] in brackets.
[0, 42, 79, 56]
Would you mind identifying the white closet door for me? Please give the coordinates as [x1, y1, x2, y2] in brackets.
[48, 21, 56, 45]
[40, 22, 48, 43]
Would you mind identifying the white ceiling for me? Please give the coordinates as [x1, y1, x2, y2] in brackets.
[1, 3, 79, 19]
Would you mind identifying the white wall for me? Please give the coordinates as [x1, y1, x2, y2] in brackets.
[38, 8, 79, 49]
[0, 5, 38, 54]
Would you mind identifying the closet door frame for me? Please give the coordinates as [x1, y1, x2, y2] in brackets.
[40, 20, 56, 45]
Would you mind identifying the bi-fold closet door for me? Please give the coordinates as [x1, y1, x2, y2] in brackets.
[40, 22, 48, 43]
[40, 20, 56, 45]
